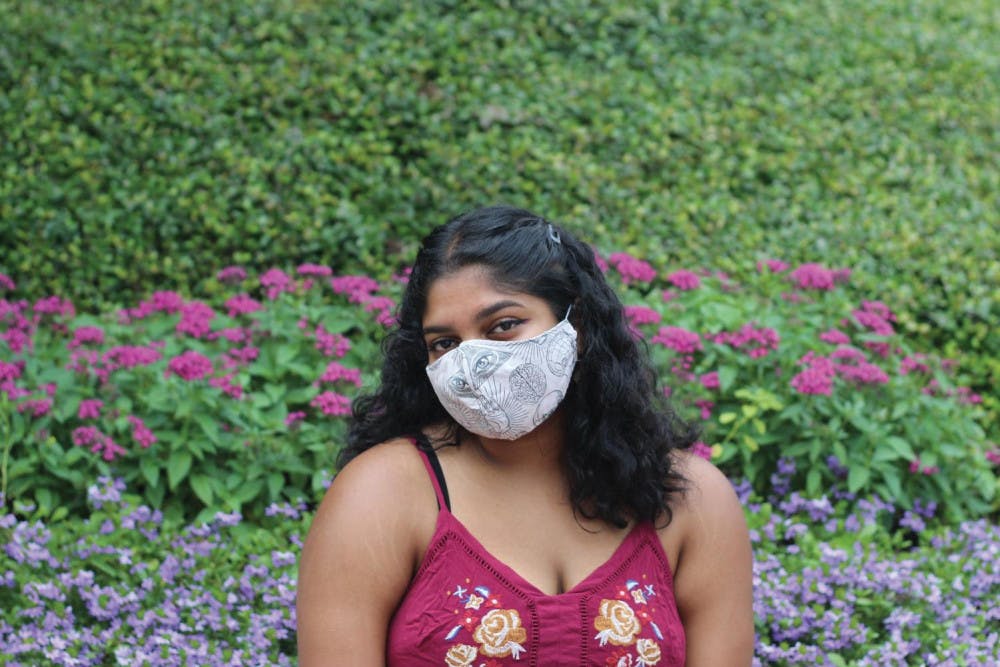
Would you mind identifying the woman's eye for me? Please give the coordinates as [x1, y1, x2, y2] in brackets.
[491, 318, 524, 335]
[429, 338, 457, 353]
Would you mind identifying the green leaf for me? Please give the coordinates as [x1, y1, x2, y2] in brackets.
[140, 457, 160, 488]
[884, 436, 916, 461]
[167, 451, 193, 491]
[847, 465, 871, 493]
[267, 472, 284, 499]
[719, 412, 737, 425]
[230, 478, 264, 505]
[194, 413, 222, 446]
[806, 468, 822, 496]
[717, 366, 738, 392]
[190, 474, 214, 506]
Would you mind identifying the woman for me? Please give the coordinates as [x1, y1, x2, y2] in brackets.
[297, 206, 753, 665]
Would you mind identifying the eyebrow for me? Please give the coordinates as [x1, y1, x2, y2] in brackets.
[422, 299, 525, 336]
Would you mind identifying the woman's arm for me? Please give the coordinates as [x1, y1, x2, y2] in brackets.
[670, 454, 755, 666]
[296, 440, 436, 666]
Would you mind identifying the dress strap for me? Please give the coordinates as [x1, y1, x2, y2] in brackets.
[411, 439, 451, 511]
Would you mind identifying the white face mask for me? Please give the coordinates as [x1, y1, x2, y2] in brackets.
[425, 315, 578, 440]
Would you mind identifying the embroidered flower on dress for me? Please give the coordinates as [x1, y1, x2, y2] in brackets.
[444, 644, 478, 666]
[464, 594, 485, 610]
[473, 608, 528, 659]
[594, 599, 641, 646]
[636, 639, 662, 665]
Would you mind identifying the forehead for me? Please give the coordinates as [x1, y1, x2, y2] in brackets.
[422, 265, 538, 325]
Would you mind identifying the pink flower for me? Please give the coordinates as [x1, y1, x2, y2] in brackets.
[312, 325, 350, 358]
[757, 259, 790, 274]
[819, 329, 850, 345]
[695, 399, 714, 420]
[986, 448, 1000, 466]
[165, 351, 213, 381]
[68, 326, 105, 349]
[127, 416, 157, 448]
[33, 296, 75, 318]
[623, 305, 661, 326]
[297, 263, 332, 277]
[150, 291, 184, 314]
[330, 275, 380, 302]
[225, 345, 259, 367]
[691, 441, 713, 460]
[790, 353, 836, 396]
[364, 296, 396, 326]
[78, 399, 104, 420]
[209, 373, 243, 399]
[0, 360, 23, 382]
[2, 328, 31, 354]
[711, 324, 780, 358]
[216, 266, 248, 283]
[699, 371, 720, 390]
[285, 411, 307, 427]
[261, 268, 295, 299]
[851, 309, 895, 336]
[899, 354, 930, 376]
[789, 263, 836, 291]
[318, 362, 362, 387]
[176, 301, 216, 338]
[17, 398, 52, 418]
[392, 267, 412, 284]
[666, 270, 701, 290]
[72, 426, 126, 461]
[0, 274, 15, 290]
[661, 289, 678, 302]
[225, 294, 263, 318]
[651, 326, 703, 354]
[608, 253, 656, 285]
[103, 346, 162, 371]
[311, 391, 352, 416]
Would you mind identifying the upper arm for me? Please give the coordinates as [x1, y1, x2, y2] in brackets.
[670, 455, 754, 666]
[296, 440, 435, 666]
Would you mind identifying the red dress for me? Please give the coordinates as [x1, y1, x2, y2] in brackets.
[386, 443, 686, 666]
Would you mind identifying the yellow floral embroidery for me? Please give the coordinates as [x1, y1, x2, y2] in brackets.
[593, 599, 641, 646]
[473, 608, 528, 659]
[631, 588, 647, 605]
[636, 638, 662, 665]
[464, 594, 484, 610]
[444, 643, 478, 666]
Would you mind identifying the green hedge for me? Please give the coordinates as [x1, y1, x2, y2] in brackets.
[2, 0, 997, 401]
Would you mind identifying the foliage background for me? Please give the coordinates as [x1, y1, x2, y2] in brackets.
[2, 0, 997, 420]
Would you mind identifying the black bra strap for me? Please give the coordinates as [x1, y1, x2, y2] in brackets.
[420, 445, 451, 511]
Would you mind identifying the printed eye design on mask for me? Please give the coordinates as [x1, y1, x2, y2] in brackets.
[465, 347, 511, 385]
[448, 373, 476, 397]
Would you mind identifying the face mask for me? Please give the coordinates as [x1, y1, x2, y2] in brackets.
[425, 314, 578, 440]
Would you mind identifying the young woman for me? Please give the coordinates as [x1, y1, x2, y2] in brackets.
[297, 206, 753, 666]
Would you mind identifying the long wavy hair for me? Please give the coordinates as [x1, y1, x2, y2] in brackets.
[341, 205, 698, 527]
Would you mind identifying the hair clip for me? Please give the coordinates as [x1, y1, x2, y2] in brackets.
[547, 223, 561, 245]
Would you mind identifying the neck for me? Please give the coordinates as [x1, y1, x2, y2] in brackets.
[465, 409, 567, 475]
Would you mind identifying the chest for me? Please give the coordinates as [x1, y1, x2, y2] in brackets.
[387, 516, 685, 667]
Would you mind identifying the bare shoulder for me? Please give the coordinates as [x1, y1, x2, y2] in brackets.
[662, 450, 754, 666]
[297, 438, 439, 662]
[670, 450, 746, 525]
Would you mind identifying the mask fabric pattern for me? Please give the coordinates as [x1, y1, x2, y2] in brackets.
[425, 318, 578, 440]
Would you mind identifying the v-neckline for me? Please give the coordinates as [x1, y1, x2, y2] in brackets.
[433, 506, 647, 599]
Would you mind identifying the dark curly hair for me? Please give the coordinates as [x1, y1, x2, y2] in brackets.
[340, 205, 698, 528]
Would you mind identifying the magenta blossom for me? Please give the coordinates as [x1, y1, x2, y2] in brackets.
[608, 253, 656, 285]
[17, 398, 52, 418]
[623, 305, 661, 326]
[285, 411, 307, 427]
[666, 270, 701, 290]
[790, 353, 835, 396]
[260, 268, 295, 300]
[103, 346, 162, 372]
[216, 266, 248, 283]
[68, 326, 105, 349]
[330, 275, 380, 303]
[0, 274, 15, 290]
[899, 354, 930, 376]
[311, 391, 352, 416]
[33, 296, 75, 318]
[312, 325, 350, 358]
[318, 362, 362, 387]
[789, 263, 836, 290]
[78, 399, 104, 420]
[710, 324, 780, 358]
[699, 371, 720, 390]
[0, 360, 23, 382]
[225, 294, 263, 318]
[819, 329, 850, 345]
[592, 248, 609, 273]
[165, 351, 213, 381]
[127, 416, 157, 448]
[209, 372, 243, 399]
[757, 259, 790, 274]
[176, 301, 216, 338]
[691, 441, 713, 460]
[651, 326, 703, 354]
